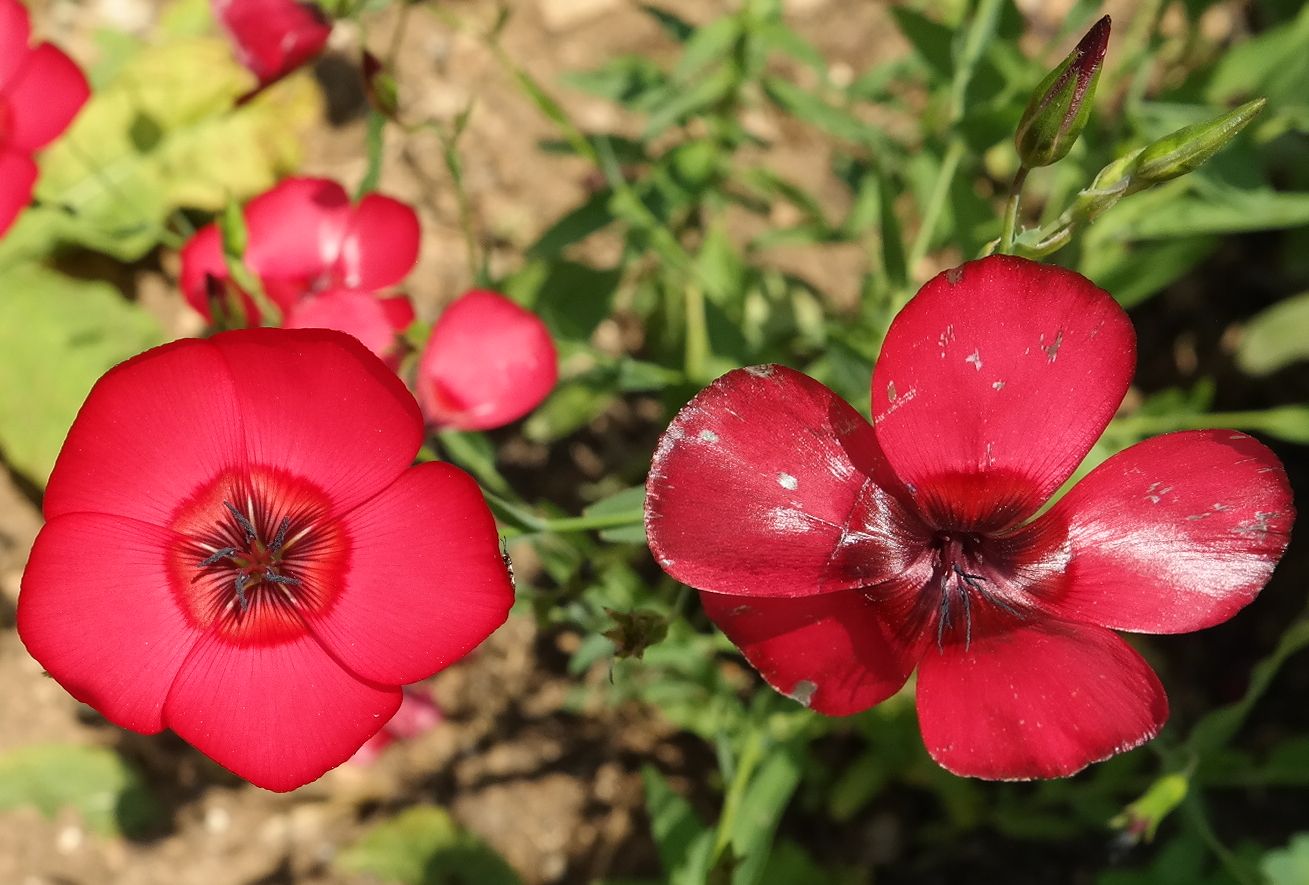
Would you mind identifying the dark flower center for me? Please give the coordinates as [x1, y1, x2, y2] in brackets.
[925, 531, 1031, 650]
[193, 500, 307, 613]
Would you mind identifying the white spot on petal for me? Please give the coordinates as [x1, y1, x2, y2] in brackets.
[787, 680, 817, 707]
[778, 472, 798, 491]
[698, 429, 719, 443]
[991, 380, 1005, 391]
[965, 349, 983, 371]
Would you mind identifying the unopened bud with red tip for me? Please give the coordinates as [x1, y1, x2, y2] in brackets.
[1132, 98, 1266, 186]
[1015, 15, 1111, 168]
[362, 50, 400, 120]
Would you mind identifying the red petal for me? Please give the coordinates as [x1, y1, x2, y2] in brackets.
[647, 365, 915, 597]
[242, 177, 351, 283]
[284, 288, 408, 362]
[416, 290, 558, 431]
[44, 338, 246, 525]
[209, 329, 423, 514]
[916, 620, 1167, 779]
[334, 193, 421, 290]
[872, 256, 1134, 526]
[304, 462, 512, 685]
[1038, 430, 1293, 633]
[18, 514, 199, 733]
[701, 586, 924, 715]
[164, 630, 401, 791]
[212, 0, 331, 85]
[379, 294, 415, 330]
[0, 0, 31, 90]
[0, 148, 36, 236]
[2, 43, 88, 152]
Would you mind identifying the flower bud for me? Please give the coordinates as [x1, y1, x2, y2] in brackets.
[1015, 15, 1111, 168]
[1133, 98, 1266, 185]
[362, 50, 400, 120]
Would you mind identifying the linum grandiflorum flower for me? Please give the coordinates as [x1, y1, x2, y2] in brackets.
[212, 0, 331, 87]
[416, 290, 558, 431]
[18, 329, 514, 791]
[0, 0, 89, 236]
[645, 255, 1293, 780]
[179, 177, 418, 365]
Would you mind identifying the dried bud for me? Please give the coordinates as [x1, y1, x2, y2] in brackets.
[603, 608, 668, 661]
[362, 50, 400, 120]
[1015, 15, 1111, 168]
[1133, 98, 1266, 185]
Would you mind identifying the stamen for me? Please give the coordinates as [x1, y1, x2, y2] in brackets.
[268, 517, 292, 555]
[263, 571, 300, 586]
[224, 501, 258, 542]
[198, 546, 239, 568]
[234, 573, 252, 612]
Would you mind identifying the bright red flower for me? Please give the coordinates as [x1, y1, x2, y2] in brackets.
[212, 0, 331, 87]
[18, 329, 514, 791]
[0, 0, 89, 236]
[349, 686, 442, 765]
[179, 178, 419, 364]
[416, 290, 558, 431]
[645, 256, 1293, 780]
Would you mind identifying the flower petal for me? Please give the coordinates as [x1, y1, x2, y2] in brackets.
[0, 148, 37, 237]
[646, 365, 911, 597]
[242, 177, 351, 283]
[284, 288, 410, 363]
[212, 0, 331, 85]
[164, 629, 401, 791]
[701, 586, 924, 715]
[0, 0, 31, 91]
[1038, 430, 1293, 633]
[2, 43, 89, 152]
[177, 225, 225, 318]
[209, 328, 423, 514]
[18, 514, 199, 733]
[916, 620, 1167, 779]
[334, 193, 421, 290]
[872, 256, 1134, 525]
[44, 338, 246, 525]
[304, 462, 513, 685]
[416, 290, 558, 431]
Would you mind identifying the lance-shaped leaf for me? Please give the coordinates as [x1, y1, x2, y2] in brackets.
[1014, 15, 1110, 168]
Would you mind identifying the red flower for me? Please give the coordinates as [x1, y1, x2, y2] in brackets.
[645, 256, 1293, 780]
[212, 0, 331, 86]
[18, 329, 514, 791]
[0, 0, 89, 236]
[179, 178, 419, 364]
[349, 686, 442, 765]
[416, 290, 558, 431]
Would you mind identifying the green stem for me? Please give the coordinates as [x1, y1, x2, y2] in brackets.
[1181, 794, 1259, 885]
[712, 729, 764, 860]
[1108, 408, 1298, 438]
[684, 283, 710, 382]
[998, 166, 1029, 254]
[906, 137, 965, 284]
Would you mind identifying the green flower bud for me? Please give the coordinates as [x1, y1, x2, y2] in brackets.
[1015, 15, 1111, 168]
[362, 50, 400, 120]
[1133, 98, 1266, 185]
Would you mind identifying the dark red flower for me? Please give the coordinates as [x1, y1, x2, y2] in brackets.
[645, 256, 1293, 780]
[416, 290, 558, 431]
[349, 686, 442, 765]
[212, 0, 331, 87]
[0, 0, 89, 236]
[18, 329, 513, 791]
[179, 178, 419, 364]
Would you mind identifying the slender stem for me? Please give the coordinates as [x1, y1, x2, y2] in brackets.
[905, 137, 965, 285]
[684, 282, 709, 382]
[1108, 408, 1300, 438]
[998, 166, 1029, 254]
[1181, 794, 1259, 885]
[712, 730, 764, 860]
[533, 510, 646, 534]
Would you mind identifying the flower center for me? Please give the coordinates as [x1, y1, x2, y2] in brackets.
[927, 531, 1024, 649]
[193, 500, 307, 613]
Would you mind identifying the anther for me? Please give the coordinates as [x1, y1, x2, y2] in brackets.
[234, 573, 252, 612]
[223, 501, 258, 542]
[263, 571, 300, 586]
[198, 546, 239, 568]
[268, 517, 292, 555]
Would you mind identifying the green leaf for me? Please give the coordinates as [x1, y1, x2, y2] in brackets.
[523, 378, 616, 443]
[584, 484, 648, 544]
[642, 765, 713, 882]
[0, 744, 160, 837]
[29, 38, 316, 261]
[641, 5, 695, 42]
[761, 76, 883, 148]
[728, 747, 803, 885]
[1105, 181, 1309, 240]
[563, 56, 667, 104]
[528, 189, 617, 259]
[0, 264, 164, 484]
[1236, 291, 1309, 376]
[1078, 236, 1217, 308]
[1264, 834, 1309, 885]
[336, 806, 520, 885]
[889, 7, 955, 81]
[509, 260, 622, 343]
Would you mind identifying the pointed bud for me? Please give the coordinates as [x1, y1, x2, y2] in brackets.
[1133, 98, 1266, 185]
[362, 50, 400, 120]
[1110, 773, 1189, 845]
[1015, 15, 1111, 168]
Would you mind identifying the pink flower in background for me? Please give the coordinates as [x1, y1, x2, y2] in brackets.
[19, 329, 514, 791]
[645, 256, 1293, 780]
[212, 0, 331, 86]
[180, 177, 419, 364]
[0, 0, 89, 236]
[349, 687, 443, 765]
[417, 290, 558, 431]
